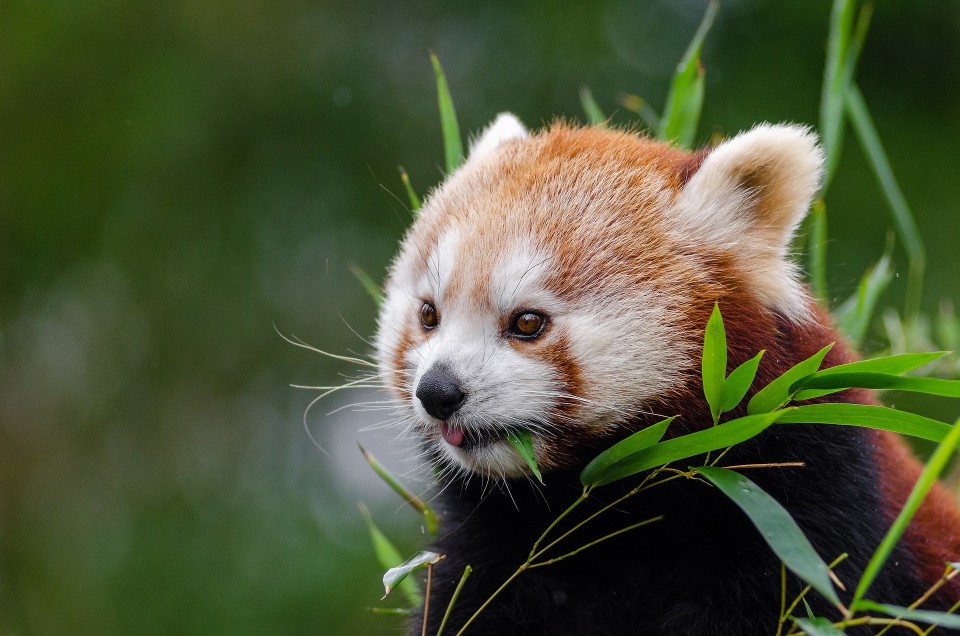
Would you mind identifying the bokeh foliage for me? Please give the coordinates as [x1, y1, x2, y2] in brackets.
[1, 1, 958, 634]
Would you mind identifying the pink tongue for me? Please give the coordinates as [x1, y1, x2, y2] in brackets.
[440, 422, 465, 447]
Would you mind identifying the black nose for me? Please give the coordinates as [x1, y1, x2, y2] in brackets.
[416, 364, 466, 420]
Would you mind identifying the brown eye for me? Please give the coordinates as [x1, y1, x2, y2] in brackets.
[420, 302, 439, 330]
[510, 311, 546, 339]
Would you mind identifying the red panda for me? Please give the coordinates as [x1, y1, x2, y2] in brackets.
[374, 114, 960, 635]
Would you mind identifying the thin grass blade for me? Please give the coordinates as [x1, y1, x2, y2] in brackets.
[505, 430, 543, 484]
[851, 417, 960, 608]
[359, 503, 423, 606]
[747, 344, 833, 415]
[580, 417, 674, 486]
[818, 0, 855, 190]
[430, 52, 464, 173]
[855, 601, 960, 629]
[835, 252, 894, 347]
[579, 86, 606, 126]
[695, 466, 840, 605]
[659, 0, 718, 147]
[398, 166, 421, 212]
[618, 93, 661, 131]
[846, 83, 925, 319]
[349, 264, 383, 308]
[777, 403, 953, 442]
[806, 199, 829, 302]
[584, 412, 781, 487]
[360, 445, 438, 534]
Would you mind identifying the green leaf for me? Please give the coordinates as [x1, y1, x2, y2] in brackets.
[505, 429, 543, 484]
[776, 404, 954, 443]
[430, 52, 464, 173]
[852, 417, 960, 608]
[349, 264, 383, 308]
[382, 550, 444, 600]
[835, 252, 894, 348]
[806, 199, 829, 302]
[579, 85, 606, 126]
[846, 82, 926, 320]
[584, 412, 781, 487]
[580, 417, 674, 486]
[819, 0, 871, 192]
[398, 166, 421, 212]
[813, 351, 946, 377]
[792, 617, 845, 636]
[659, 0, 718, 147]
[695, 467, 840, 606]
[617, 93, 660, 131]
[855, 600, 960, 629]
[747, 344, 833, 415]
[720, 350, 765, 413]
[359, 503, 422, 606]
[360, 445, 438, 534]
[794, 372, 960, 400]
[702, 303, 726, 422]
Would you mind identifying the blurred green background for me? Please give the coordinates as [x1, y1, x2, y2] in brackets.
[1, 1, 958, 633]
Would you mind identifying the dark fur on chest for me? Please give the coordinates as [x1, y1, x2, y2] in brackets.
[411, 419, 950, 636]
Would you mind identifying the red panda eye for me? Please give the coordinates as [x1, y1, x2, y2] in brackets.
[419, 302, 439, 330]
[510, 312, 546, 339]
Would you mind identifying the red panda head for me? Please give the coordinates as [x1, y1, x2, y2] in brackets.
[375, 114, 824, 480]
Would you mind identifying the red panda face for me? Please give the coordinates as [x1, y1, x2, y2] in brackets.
[375, 115, 823, 481]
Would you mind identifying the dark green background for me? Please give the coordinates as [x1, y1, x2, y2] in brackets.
[1, 1, 958, 633]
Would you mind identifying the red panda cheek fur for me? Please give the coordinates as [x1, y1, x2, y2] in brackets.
[379, 120, 960, 635]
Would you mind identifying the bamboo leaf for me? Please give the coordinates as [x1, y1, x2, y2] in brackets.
[812, 352, 947, 377]
[806, 199, 829, 302]
[720, 350, 765, 413]
[659, 0, 718, 147]
[852, 417, 960, 608]
[580, 417, 674, 487]
[359, 503, 422, 606]
[382, 550, 444, 600]
[846, 83, 926, 319]
[854, 601, 960, 629]
[792, 617, 845, 635]
[695, 467, 840, 605]
[794, 372, 960, 399]
[818, 0, 855, 190]
[398, 167, 421, 212]
[505, 430, 543, 484]
[579, 85, 606, 126]
[747, 344, 833, 415]
[776, 403, 953, 443]
[617, 93, 661, 131]
[349, 264, 383, 308]
[430, 52, 464, 173]
[819, 0, 871, 191]
[702, 303, 726, 422]
[584, 412, 781, 487]
[360, 445, 438, 534]
[835, 252, 894, 348]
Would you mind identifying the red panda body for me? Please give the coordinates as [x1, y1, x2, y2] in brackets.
[374, 117, 960, 635]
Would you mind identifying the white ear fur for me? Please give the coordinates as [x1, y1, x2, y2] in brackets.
[468, 112, 528, 161]
[675, 123, 824, 320]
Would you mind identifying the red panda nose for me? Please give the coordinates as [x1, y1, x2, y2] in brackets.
[416, 364, 466, 420]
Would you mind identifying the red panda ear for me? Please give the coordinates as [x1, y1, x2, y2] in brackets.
[468, 112, 528, 161]
[675, 123, 824, 320]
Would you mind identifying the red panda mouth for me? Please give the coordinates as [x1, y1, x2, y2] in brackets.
[438, 422, 518, 450]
